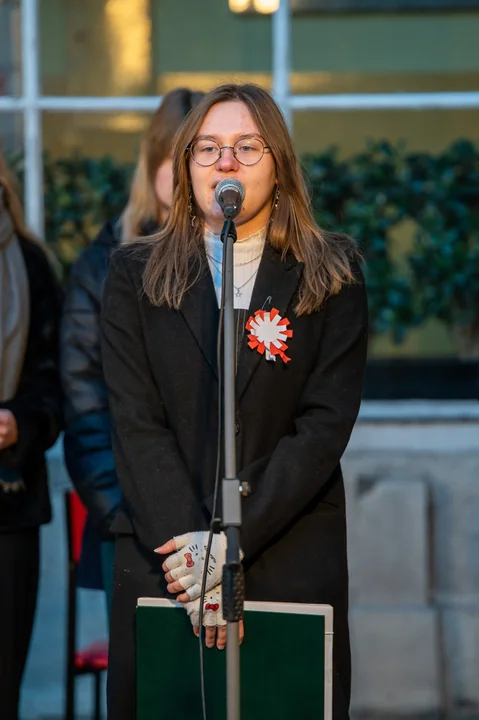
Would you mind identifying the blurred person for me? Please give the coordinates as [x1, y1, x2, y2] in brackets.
[60, 88, 204, 610]
[101, 83, 368, 720]
[0, 152, 63, 720]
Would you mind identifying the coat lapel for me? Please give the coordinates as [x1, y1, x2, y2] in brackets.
[180, 255, 219, 378]
[236, 243, 303, 400]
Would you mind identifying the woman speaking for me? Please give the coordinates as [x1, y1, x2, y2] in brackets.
[101, 83, 368, 720]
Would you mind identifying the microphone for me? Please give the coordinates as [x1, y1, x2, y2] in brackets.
[215, 178, 245, 220]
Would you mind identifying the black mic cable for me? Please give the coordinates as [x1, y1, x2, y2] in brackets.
[198, 217, 232, 720]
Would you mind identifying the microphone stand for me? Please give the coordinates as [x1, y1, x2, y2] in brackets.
[220, 215, 244, 720]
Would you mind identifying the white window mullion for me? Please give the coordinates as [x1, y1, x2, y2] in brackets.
[38, 96, 162, 112]
[3, 92, 479, 115]
[272, 0, 292, 130]
[22, 0, 43, 237]
[290, 91, 479, 110]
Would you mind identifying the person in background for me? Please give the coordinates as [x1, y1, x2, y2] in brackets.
[60, 87, 204, 609]
[0, 151, 63, 720]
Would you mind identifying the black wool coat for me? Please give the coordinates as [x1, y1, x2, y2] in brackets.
[101, 240, 368, 718]
[0, 237, 63, 531]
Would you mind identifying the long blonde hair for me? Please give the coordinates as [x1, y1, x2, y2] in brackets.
[0, 150, 39, 244]
[142, 83, 357, 315]
[121, 87, 204, 242]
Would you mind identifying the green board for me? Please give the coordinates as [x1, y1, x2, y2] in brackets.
[137, 599, 333, 720]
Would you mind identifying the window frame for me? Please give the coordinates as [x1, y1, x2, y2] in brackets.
[1, 0, 479, 235]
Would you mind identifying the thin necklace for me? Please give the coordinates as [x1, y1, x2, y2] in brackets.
[206, 250, 263, 268]
[208, 255, 259, 298]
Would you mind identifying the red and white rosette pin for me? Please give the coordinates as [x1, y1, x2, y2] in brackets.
[246, 308, 293, 363]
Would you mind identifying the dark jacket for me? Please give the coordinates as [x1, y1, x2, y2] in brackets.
[0, 236, 63, 531]
[61, 220, 122, 587]
[61, 220, 122, 532]
[101, 240, 368, 712]
[61, 218, 159, 588]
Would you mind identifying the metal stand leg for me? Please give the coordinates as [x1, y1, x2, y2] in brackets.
[94, 671, 102, 720]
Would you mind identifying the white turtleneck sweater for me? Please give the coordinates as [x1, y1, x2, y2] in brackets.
[204, 227, 266, 310]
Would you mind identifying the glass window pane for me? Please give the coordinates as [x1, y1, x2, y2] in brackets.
[294, 109, 479, 359]
[43, 111, 150, 159]
[293, 108, 479, 157]
[0, 0, 21, 96]
[40, 0, 155, 96]
[291, 11, 479, 94]
[0, 112, 23, 157]
[42, 112, 148, 272]
[155, 0, 271, 94]
[39, 0, 273, 97]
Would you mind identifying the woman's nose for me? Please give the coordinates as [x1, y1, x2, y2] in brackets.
[216, 146, 239, 172]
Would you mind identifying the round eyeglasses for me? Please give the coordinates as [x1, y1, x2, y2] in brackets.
[188, 136, 271, 167]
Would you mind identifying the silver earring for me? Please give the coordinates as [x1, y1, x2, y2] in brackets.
[270, 187, 280, 224]
[188, 188, 197, 227]
[274, 187, 280, 209]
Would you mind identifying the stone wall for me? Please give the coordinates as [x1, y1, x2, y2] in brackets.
[344, 402, 479, 718]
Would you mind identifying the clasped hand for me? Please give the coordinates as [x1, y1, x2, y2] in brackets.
[0, 410, 18, 450]
[155, 531, 227, 602]
[155, 531, 244, 649]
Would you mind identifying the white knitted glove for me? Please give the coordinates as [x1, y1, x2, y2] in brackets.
[163, 531, 227, 601]
[186, 583, 226, 628]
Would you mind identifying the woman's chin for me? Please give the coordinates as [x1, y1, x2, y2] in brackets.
[203, 206, 257, 233]
[205, 204, 227, 226]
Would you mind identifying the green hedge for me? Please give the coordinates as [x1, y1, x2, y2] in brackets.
[10, 140, 479, 351]
[10, 153, 134, 268]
